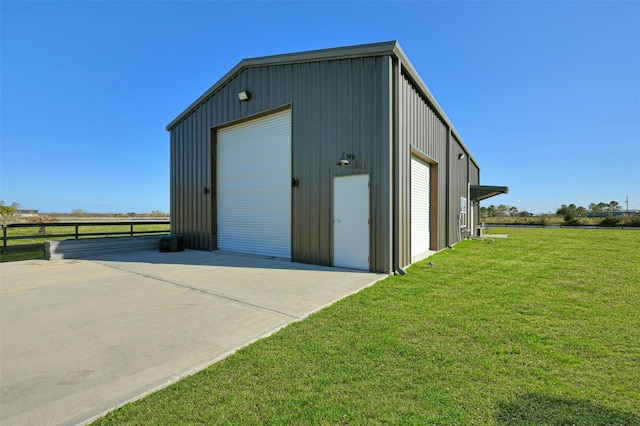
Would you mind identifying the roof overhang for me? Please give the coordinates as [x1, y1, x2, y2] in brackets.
[166, 41, 400, 131]
[470, 185, 509, 202]
[165, 40, 481, 170]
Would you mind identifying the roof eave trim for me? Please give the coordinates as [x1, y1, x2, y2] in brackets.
[391, 43, 481, 169]
[166, 41, 399, 130]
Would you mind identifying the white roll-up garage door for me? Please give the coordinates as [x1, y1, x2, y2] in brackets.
[216, 109, 291, 258]
[411, 155, 431, 260]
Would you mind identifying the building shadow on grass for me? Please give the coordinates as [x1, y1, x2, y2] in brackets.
[495, 393, 640, 425]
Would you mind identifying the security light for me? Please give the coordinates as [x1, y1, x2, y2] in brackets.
[337, 152, 354, 166]
[238, 90, 250, 101]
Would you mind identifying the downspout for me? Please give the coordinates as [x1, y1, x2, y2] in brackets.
[445, 128, 451, 247]
[392, 55, 403, 275]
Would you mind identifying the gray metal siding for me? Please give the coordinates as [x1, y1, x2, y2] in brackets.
[169, 42, 483, 273]
[398, 70, 449, 267]
[469, 161, 480, 232]
[169, 56, 393, 272]
[449, 134, 469, 245]
[291, 57, 391, 272]
[169, 115, 212, 250]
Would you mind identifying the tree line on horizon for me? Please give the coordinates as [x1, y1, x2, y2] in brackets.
[0, 200, 169, 225]
[480, 200, 639, 227]
[480, 200, 629, 219]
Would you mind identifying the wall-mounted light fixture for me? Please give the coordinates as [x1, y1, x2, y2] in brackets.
[238, 90, 251, 101]
[458, 153, 465, 160]
[337, 152, 355, 166]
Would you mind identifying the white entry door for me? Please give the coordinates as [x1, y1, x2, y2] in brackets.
[333, 174, 370, 270]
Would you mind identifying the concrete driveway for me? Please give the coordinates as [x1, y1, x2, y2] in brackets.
[0, 250, 383, 425]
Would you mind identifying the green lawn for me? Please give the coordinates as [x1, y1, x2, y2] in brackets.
[94, 228, 639, 425]
[0, 223, 170, 262]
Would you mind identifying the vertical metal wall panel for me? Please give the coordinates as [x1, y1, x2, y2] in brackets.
[171, 106, 213, 250]
[169, 129, 176, 234]
[174, 122, 184, 238]
[185, 120, 195, 248]
[168, 44, 481, 271]
[372, 56, 393, 273]
[399, 74, 411, 265]
[397, 71, 449, 266]
[470, 161, 480, 232]
[168, 54, 392, 272]
[289, 56, 389, 271]
[449, 134, 469, 244]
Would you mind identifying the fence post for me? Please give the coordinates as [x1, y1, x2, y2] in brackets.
[0, 220, 168, 253]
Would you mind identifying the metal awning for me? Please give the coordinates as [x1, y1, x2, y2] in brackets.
[470, 185, 509, 202]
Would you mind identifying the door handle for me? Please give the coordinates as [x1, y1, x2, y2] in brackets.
[335, 219, 342, 223]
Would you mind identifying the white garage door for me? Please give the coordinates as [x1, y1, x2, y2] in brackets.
[411, 155, 431, 260]
[217, 109, 291, 258]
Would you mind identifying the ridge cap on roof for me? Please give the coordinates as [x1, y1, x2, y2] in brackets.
[240, 40, 399, 67]
[166, 41, 401, 131]
[165, 40, 480, 169]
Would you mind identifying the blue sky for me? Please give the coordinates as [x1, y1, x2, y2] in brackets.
[1, 1, 639, 214]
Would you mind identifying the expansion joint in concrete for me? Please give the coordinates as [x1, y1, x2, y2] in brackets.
[94, 261, 299, 319]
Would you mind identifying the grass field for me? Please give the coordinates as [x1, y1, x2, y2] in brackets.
[92, 227, 639, 424]
[0, 222, 170, 262]
[482, 215, 640, 227]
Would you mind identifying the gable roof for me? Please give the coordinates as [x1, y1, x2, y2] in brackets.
[166, 41, 479, 169]
[166, 41, 400, 131]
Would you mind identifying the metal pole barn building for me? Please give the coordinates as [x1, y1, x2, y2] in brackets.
[166, 41, 507, 274]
